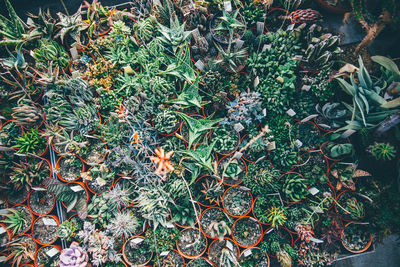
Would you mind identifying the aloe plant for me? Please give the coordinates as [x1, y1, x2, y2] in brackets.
[0, 0, 27, 47]
[168, 76, 203, 108]
[176, 112, 222, 148]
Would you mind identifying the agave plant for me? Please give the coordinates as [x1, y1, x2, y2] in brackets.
[56, 11, 88, 43]
[0, 0, 27, 47]
[26, 9, 58, 39]
[157, 15, 192, 53]
[3, 236, 35, 267]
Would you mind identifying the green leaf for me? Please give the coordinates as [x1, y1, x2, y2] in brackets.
[168, 76, 203, 108]
[381, 97, 400, 109]
[371, 56, 400, 81]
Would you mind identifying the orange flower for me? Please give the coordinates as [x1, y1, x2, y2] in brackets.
[131, 131, 141, 148]
[150, 148, 174, 179]
[115, 104, 128, 122]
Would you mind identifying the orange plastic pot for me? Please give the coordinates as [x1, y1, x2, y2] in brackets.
[27, 187, 56, 216]
[56, 155, 85, 183]
[263, 226, 294, 258]
[0, 223, 12, 247]
[341, 222, 373, 253]
[161, 249, 185, 266]
[123, 236, 153, 266]
[77, 138, 108, 166]
[21, 103, 46, 132]
[61, 182, 90, 211]
[176, 228, 207, 260]
[186, 257, 213, 266]
[222, 186, 253, 218]
[217, 155, 247, 186]
[194, 175, 220, 209]
[32, 215, 60, 246]
[239, 247, 270, 267]
[6, 204, 34, 235]
[4, 187, 30, 206]
[170, 203, 201, 229]
[199, 207, 230, 240]
[231, 216, 263, 248]
[84, 166, 114, 195]
[34, 244, 62, 267]
[207, 238, 239, 267]
[14, 234, 37, 265]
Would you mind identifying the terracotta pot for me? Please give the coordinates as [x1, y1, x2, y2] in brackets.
[222, 186, 253, 218]
[199, 207, 232, 240]
[0, 223, 12, 247]
[239, 247, 270, 267]
[83, 166, 114, 195]
[194, 175, 220, 209]
[4, 187, 30, 206]
[122, 236, 153, 266]
[207, 237, 240, 267]
[5, 204, 34, 235]
[159, 249, 185, 266]
[14, 235, 37, 265]
[27, 187, 56, 216]
[56, 155, 85, 183]
[32, 215, 60, 246]
[263, 226, 294, 258]
[341, 222, 373, 253]
[61, 182, 90, 212]
[34, 244, 62, 267]
[231, 216, 263, 248]
[176, 228, 208, 259]
[21, 103, 46, 132]
[187, 257, 213, 266]
[217, 155, 247, 186]
[170, 203, 201, 229]
[77, 137, 108, 166]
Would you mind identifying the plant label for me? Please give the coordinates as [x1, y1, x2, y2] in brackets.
[287, 24, 295, 31]
[0, 209, 8, 215]
[192, 28, 201, 42]
[309, 237, 324, 243]
[295, 139, 303, 148]
[32, 187, 47, 191]
[254, 76, 259, 87]
[153, 0, 162, 6]
[301, 85, 311, 91]
[286, 109, 296, 117]
[293, 55, 303, 61]
[266, 228, 274, 234]
[257, 22, 264, 34]
[267, 141, 276, 151]
[26, 17, 34, 26]
[165, 222, 175, 228]
[300, 114, 318, 123]
[262, 44, 271, 52]
[70, 185, 83, 192]
[195, 60, 205, 71]
[244, 249, 252, 257]
[224, 1, 232, 12]
[226, 240, 234, 251]
[0, 227, 6, 234]
[160, 251, 170, 256]
[0, 256, 6, 263]
[233, 151, 243, 159]
[131, 237, 143, 244]
[308, 187, 320, 195]
[236, 39, 244, 49]
[234, 123, 245, 132]
[43, 217, 58, 226]
[181, 4, 195, 17]
[70, 47, 79, 60]
[46, 247, 60, 257]
[263, 108, 267, 116]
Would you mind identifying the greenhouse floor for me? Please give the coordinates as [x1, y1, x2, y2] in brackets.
[334, 235, 400, 267]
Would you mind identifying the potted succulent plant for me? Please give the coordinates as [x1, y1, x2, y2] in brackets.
[12, 129, 48, 156]
[3, 186, 30, 206]
[77, 137, 108, 166]
[232, 216, 263, 248]
[239, 247, 270, 267]
[218, 157, 247, 186]
[0, 223, 12, 248]
[9, 157, 51, 190]
[154, 249, 185, 267]
[154, 109, 181, 136]
[208, 238, 240, 267]
[31, 215, 59, 245]
[260, 227, 295, 259]
[269, 144, 301, 172]
[176, 228, 208, 259]
[28, 189, 56, 216]
[212, 125, 240, 155]
[82, 163, 115, 195]
[56, 155, 85, 182]
[210, 10, 246, 44]
[341, 222, 373, 253]
[1, 205, 33, 235]
[186, 257, 213, 267]
[222, 186, 253, 218]
[123, 236, 153, 266]
[200, 207, 233, 240]
[335, 191, 369, 221]
[194, 175, 224, 208]
[282, 172, 308, 203]
[3, 234, 37, 266]
[58, 242, 88, 267]
[34, 245, 61, 267]
[252, 194, 284, 225]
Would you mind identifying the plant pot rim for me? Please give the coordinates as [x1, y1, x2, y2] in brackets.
[122, 236, 153, 266]
[341, 222, 373, 253]
[207, 237, 240, 266]
[56, 155, 85, 183]
[34, 244, 62, 267]
[7, 204, 34, 235]
[199, 207, 230, 240]
[217, 155, 247, 186]
[231, 216, 264, 248]
[27, 187, 56, 216]
[32, 215, 60, 246]
[222, 185, 253, 218]
[239, 247, 270, 267]
[176, 227, 208, 260]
